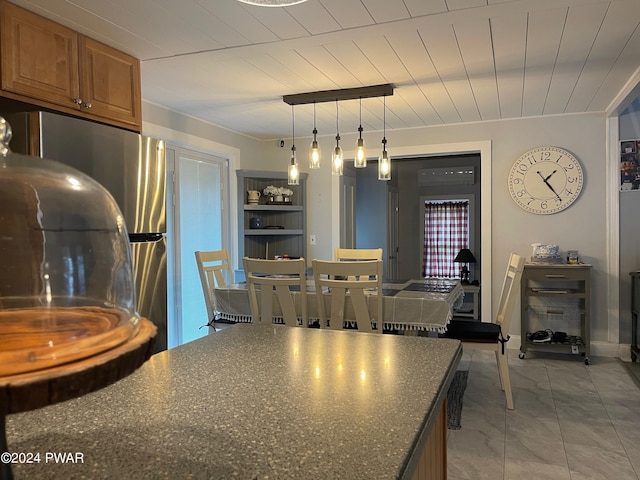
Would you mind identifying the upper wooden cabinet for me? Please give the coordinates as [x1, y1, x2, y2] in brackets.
[78, 36, 141, 128]
[0, 1, 141, 131]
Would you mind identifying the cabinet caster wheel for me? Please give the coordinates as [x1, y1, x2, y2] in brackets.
[584, 358, 590, 365]
[519, 353, 525, 359]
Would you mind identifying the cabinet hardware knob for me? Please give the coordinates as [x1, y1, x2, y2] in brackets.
[72, 98, 82, 105]
[82, 102, 92, 109]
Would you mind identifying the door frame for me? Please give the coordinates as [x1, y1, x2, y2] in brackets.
[338, 141, 492, 322]
[167, 144, 233, 348]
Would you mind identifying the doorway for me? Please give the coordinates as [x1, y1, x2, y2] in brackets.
[170, 148, 229, 347]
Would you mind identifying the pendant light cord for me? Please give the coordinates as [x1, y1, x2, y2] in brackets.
[382, 96, 387, 150]
[292, 105, 295, 146]
[335, 99, 340, 144]
[358, 97, 363, 138]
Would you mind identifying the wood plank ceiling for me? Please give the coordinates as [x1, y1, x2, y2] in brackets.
[11, 0, 640, 140]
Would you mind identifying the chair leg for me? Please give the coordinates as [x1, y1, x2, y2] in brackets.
[496, 350, 514, 410]
[495, 351, 504, 390]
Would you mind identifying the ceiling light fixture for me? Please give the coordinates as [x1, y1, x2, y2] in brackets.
[332, 100, 343, 176]
[378, 96, 391, 181]
[288, 105, 299, 185]
[355, 97, 367, 168]
[309, 102, 320, 169]
[237, 0, 308, 6]
[281, 84, 394, 181]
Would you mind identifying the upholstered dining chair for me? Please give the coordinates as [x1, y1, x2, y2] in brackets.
[195, 249, 234, 331]
[312, 259, 383, 333]
[441, 252, 525, 410]
[243, 257, 308, 327]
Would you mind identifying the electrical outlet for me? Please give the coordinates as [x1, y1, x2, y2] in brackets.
[310, 234, 316, 245]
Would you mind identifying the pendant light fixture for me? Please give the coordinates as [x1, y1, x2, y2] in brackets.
[332, 99, 343, 176]
[309, 102, 320, 169]
[354, 97, 367, 168]
[378, 96, 391, 181]
[288, 105, 299, 185]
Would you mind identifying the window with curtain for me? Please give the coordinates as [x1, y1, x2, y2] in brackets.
[423, 200, 469, 278]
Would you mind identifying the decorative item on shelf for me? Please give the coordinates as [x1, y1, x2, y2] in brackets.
[249, 217, 263, 229]
[453, 248, 476, 284]
[530, 243, 563, 264]
[247, 190, 261, 205]
[567, 250, 579, 264]
[263, 185, 293, 204]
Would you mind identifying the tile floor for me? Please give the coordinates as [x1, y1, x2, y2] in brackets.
[447, 349, 640, 480]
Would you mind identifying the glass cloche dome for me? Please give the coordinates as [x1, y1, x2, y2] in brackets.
[0, 117, 140, 376]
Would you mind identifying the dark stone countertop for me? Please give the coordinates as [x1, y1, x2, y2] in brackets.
[6, 324, 461, 479]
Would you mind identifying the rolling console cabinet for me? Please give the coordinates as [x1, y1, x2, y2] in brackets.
[519, 263, 591, 364]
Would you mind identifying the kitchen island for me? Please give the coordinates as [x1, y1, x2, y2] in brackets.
[5, 324, 461, 479]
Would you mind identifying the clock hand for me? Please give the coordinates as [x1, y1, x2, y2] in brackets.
[537, 171, 562, 201]
[544, 170, 557, 181]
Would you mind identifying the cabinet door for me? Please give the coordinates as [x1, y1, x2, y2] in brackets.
[0, 1, 80, 108]
[78, 36, 141, 128]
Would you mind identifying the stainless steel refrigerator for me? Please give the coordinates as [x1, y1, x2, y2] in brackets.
[6, 111, 168, 353]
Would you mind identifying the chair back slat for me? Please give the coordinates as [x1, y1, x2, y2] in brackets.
[313, 259, 383, 333]
[494, 253, 525, 332]
[334, 248, 383, 281]
[195, 249, 233, 322]
[334, 248, 383, 261]
[243, 257, 308, 327]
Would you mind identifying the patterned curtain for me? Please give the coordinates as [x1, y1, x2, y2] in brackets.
[423, 201, 469, 278]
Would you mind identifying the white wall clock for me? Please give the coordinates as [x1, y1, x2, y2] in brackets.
[508, 146, 584, 215]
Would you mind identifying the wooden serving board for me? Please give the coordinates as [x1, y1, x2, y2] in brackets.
[0, 306, 136, 377]
[0, 318, 156, 415]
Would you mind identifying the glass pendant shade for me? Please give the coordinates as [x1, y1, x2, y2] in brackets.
[309, 125, 320, 169]
[332, 143, 343, 176]
[378, 147, 391, 181]
[355, 137, 367, 168]
[288, 146, 299, 185]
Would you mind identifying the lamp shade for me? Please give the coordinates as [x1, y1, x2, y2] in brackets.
[454, 248, 476, 264]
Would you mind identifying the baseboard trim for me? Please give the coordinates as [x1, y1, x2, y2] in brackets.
[509, 335, 624, 359]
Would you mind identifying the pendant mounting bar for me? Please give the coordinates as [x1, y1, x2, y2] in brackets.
[283, 83, 393, 106]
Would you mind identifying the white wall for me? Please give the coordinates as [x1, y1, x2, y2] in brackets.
[143, 102, 615, 350]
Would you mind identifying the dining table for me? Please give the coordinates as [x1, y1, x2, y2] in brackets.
[213, 278, 464, 333]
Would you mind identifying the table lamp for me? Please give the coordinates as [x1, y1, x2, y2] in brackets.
[454, 248, 476, 284]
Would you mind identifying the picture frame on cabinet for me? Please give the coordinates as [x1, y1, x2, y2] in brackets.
[620, 140, 640, 191]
